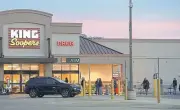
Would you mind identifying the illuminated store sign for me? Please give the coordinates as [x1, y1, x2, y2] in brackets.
[57, 41, 74, 46]
[8, 28, 40, 49]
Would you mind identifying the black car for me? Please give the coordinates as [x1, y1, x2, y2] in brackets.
[24, 77, 81, 98]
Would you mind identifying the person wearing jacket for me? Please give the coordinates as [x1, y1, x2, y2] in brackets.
[142, 78, 150, 95]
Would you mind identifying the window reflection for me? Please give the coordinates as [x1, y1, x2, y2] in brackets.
[22, 74, 29, 83]
[4, 74, 12, 83]
[30, 74, 38, 78]
[53, 64, 61, 70]
[62, 65, 70, 70]
[13, 64, 21, 70]
[13, 74, 20, 83]
[4, 64, 12, 70]
[53, 74, 61, 79]
[71, 65, 78, 70]
[30, 64, 39, 70]
[22, 64, 30, 70]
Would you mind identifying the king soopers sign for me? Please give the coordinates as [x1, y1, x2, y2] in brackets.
[8, 28, 40, 49]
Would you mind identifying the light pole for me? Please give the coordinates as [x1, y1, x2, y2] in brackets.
[129, 0, 133, 90]
[126, 0, 136, 100]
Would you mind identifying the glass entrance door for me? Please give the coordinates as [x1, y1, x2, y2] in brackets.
[61, 73, 79, 84]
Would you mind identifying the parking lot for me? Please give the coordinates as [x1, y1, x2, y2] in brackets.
[1, 95, 180, 110]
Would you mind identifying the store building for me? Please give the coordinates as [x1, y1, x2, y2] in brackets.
[0, 9, 128, 93]
[93, 38, 180, 85]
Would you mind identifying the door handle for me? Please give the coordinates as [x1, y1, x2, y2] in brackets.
[52, 87, 56, 89]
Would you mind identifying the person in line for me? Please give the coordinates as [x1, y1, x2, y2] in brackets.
[114, 79, 117, 95]
[172, 78, 177, 95]
[81, 77, 85, 87]
[95, 78, 99, 95]
[81, 77, 85, 95]
[65, 77, 68, 83]
[98, 78, 103, 95]
[142, 78, 150, 95]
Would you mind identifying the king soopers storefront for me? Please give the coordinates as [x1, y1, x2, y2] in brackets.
[0, 9, 129, 93]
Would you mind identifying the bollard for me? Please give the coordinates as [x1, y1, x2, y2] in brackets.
[153, 79, 157, 98]
[88, 80, 91, 97]
[83, 80, 86, 96]
[157, 79, 160, 103]
[124, 78, 128, 100]
[118, 79, 121, 96]
[111, 79, 114, 99]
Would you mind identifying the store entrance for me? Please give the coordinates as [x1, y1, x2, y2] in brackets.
[52, 64, 79, 84]
[53, 72, 79, 84]
[4, 64, 39, 93]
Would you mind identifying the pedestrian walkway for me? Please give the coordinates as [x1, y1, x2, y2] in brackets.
[1, 95, 180, 110]
[78, 95, 180, 105]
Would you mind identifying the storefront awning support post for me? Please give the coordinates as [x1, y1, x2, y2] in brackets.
[88, 64, 91, 97]
[0, 37, 4, 58]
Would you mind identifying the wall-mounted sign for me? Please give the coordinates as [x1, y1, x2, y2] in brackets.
[8, 28, 40, 49]
[61, 58, 80, 63]
[113, 71, 120, 79]
[57, 41, 74, 46]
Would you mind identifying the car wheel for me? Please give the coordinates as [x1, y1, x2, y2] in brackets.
[61, 89, 70, 98]
[29, 89, 37, 98]
[70, 94, 75, 97]
[37, 94, 44, 98]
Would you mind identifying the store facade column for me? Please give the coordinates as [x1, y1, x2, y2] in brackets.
[44, 63, 53, 77]
[0, 64, 4, 87]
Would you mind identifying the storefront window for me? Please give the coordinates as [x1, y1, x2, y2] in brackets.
[30, 74, 38, 78]
[12, 84, 20, 93]
[12, 74, 20, 83]
[30, 64, 39, 70]
[53, 64, 61, 70]
[12, 64, 21, 70]
[22, 64, 31, 70]
[71, 65, 78, 71]
[53, 74, 61, 79]
[70, 74, 78, 84]
[4, 64, 12, 70]
[4, 74, 12, 83]
[62, 65, 70, 70]
[22, 74, 29, 83]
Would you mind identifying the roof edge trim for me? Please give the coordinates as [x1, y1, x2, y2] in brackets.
[51, 22, 82, 27]
[0, 9, 53, 17]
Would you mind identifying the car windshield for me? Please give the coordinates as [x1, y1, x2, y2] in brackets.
[53, 78, 67, 84]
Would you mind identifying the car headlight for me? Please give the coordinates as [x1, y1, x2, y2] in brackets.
[73, 88, 77, 90]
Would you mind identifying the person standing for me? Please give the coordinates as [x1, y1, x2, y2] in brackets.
[142, 78, 150, 95]
[81, 77, 86, 95]
[172, 78, 177, 95]
[95, 78, 99, 95]
[99, 78, 103, 95]
[65, 77, 68, 83]
[114, 79, 117, 95]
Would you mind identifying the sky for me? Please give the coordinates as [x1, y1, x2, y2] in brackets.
[0, 0, 180, 39]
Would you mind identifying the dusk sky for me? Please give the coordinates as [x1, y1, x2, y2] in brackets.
[1, 0, 180, 39]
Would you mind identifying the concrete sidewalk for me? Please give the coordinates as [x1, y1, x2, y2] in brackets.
[1, 95, 180, 110]
[4, 94, 180, 105]
[78, 95, 180, 105]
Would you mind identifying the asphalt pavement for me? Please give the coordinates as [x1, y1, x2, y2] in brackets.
[0, 94, 180, 110]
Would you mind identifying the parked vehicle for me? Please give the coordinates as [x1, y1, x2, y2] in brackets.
[24, 77, 81, 98]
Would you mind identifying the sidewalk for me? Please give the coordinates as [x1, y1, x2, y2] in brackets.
[78, 95, 180, 105]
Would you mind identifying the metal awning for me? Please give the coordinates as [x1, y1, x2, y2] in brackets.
[80, 36, 123, 55]
[0, 58, 58, 64]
